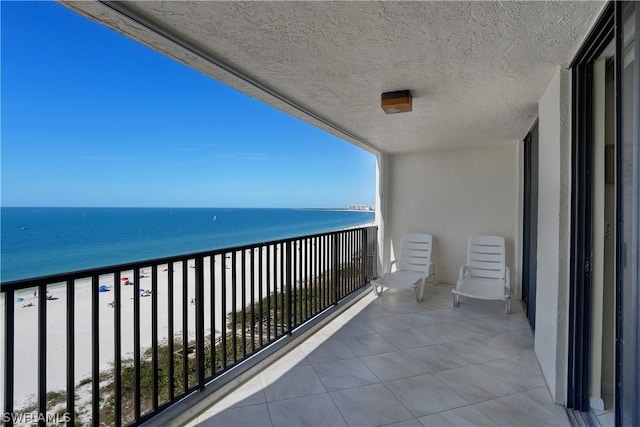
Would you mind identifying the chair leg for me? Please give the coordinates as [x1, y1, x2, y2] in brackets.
[372, 283, 379, 296]
[416, 283, 425, 302]
[452, 292, 459, 307]
[430, 263, 438, 285]
[505, 297, 511, 315]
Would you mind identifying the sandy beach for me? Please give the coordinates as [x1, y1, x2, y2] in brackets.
[0, 238, 352, 411]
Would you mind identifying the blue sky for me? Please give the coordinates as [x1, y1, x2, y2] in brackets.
[1, 1, 376, 208]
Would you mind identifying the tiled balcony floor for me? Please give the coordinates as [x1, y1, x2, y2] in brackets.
[183, 283, 570, 427]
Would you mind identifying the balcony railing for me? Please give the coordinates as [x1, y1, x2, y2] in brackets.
[1, 225, 378, 426]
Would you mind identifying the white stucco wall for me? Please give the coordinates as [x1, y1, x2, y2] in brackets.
[535, 66, 571, 404]
[385, 145, 519, 288]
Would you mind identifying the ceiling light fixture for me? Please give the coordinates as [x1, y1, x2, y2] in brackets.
[381, 90, 412, 114]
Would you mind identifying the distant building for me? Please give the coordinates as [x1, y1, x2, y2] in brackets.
[347, 204, 374, 211]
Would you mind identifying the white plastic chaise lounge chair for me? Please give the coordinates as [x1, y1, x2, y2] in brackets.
[371, 233, 435, 302]
[452, 235, 511, 314]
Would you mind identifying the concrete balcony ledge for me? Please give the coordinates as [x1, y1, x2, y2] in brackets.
[157, 284, 570, 427]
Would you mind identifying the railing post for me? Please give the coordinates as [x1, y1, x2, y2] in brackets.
[241, 250, 247, 357]
[133, 269, 141, 421]
[258, 247, 263, 348]
[250, 248, 256, 353]
[231, 251, 237, 364]
[362, 228, 367, 286]
[195, 256, 205, 391]
[38, 283, 47, 427]
[210, 255, 217, 377]
[372, 227, 377, 281]
[167, 261, 175, 401]
[113, 272, 121, 427]
[151, 265, 159, 409]
[67, 279, 76, 427]
[265, 247, 271, 343]
[92, 275, 101, 425]
[332, 233, 339, 305]
[182, 262, 189, 392]
[221, 254, 227, 370]
[286, 240, 293, 335]
[4, 288, 15, 427]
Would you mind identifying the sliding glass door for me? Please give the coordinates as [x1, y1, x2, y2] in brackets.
[570, 3, 639, 425]
[618, 4, 639, 425]
[522, 122, 538, 331]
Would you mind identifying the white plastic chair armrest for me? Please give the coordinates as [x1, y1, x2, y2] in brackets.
[388, 260, 398, 273]
[458, 264, 470, 281]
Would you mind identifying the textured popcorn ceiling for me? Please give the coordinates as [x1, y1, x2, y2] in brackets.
[63, 1, 604, 155]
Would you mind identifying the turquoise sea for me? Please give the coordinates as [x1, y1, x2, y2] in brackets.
[1, 207, 374, 283]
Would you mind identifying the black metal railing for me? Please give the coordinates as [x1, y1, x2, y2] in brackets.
[1, 226, 377, 426]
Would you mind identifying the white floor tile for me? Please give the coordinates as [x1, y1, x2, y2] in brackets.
[418, 405, 499, 426]
[330, 383, 414, 426]
[261, 364, 326, 402]
[404, 344, 469, 372]
[382, 328, 437, 350]
[342, 332, 398, 356]
[480, 351, 546, 392]
[198, 403, 271, 427]
[385, 374, 469, 417]
[313, 357, 380, 391]
[268, 394, 347, 427]
[474, 392, 571, 426]
[441, 337, 510, 364]
[433, 365, 517, 404]
[302, 336, 357, 364]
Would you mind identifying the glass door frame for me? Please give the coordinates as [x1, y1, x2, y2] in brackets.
[522, 120, 539, 331]
[569, 2, 639, 425]
[568, 0, 614, 413]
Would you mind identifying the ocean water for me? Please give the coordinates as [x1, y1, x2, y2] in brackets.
[1, 207, 374, 282]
